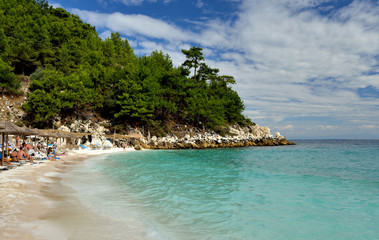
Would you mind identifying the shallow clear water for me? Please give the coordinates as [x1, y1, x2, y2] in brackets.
[63, 140, 379, 239]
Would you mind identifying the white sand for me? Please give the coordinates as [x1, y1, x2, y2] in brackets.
[0, 147, 136, 240]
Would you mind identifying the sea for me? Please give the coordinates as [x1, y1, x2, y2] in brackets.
[54, 140, 379, 240]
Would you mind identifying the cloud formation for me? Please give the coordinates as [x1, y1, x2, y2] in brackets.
[97, 0, 173, 6]
[69, 0, 379, 138]
[71, 9, 191, 42]
[49, 1, 62, 8]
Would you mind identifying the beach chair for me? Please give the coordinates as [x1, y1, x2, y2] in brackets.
[79, 144, 90, 149]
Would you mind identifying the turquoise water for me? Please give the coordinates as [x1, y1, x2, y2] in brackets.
[63, 140, 379, 239]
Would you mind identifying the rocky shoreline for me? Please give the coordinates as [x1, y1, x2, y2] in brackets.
[54, 121, 295, 150]
[141, 136, 294, 149]
[140, 124, 295, 149]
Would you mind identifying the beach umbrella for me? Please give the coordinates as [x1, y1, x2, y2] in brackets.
[55, 132, 74, 147]
[126, 133, 144, 139]
[48, 129, 81, 138]
[36, 129, 53, 137]
[36, 130, 60, 147]
[0, 120, 26, 166]
[105, 133, 144, 148]
[0, 120, 25, 135]
[19, 126, 40, 143]
[59, 132, 83, 147]
[46, 130, 90, 147]
[47, 130, 70, 148]
[106, 133, 144, 139]
[71, 132, 91, 137]
[20, 126, 39, 136]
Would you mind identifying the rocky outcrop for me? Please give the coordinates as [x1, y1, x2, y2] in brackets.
[58, 119, 144, 149]
[0, 95, 27, 122]
[57, 119, 109, 148]
[54, 120, 294, 150]
[141, 124, 294, 149]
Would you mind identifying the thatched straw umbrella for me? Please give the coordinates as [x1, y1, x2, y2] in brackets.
[20, 126, 39, 136]
[125, 133, 144, 139]
[44, 130, 89, 146]
[105, 133, 144, 139]
[47, 129, 81, 147]
[0, 120, 26, 166]
[57, 132, 77, 146]
[36, 129, 52, 137]
[19, 126, 40, 143]
[36, 130, 60, 147]
[104, 133, 144, 148]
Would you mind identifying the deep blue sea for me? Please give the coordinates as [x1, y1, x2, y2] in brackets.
[62, 140, 379, 240]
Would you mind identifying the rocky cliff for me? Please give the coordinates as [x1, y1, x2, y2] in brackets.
[60, 120, 294, 149]
[140, 124, 294, 149]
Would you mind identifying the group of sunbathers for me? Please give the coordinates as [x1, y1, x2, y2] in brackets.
[2, 138, 58, 165]
[4, 144, 33, 165]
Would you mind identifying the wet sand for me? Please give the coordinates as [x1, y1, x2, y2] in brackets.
[0, 148, 140, 240]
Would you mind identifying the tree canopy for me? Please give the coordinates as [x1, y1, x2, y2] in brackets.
[0, 0, 252, 133]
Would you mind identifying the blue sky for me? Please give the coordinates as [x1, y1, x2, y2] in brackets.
[50, 0, 379, 139]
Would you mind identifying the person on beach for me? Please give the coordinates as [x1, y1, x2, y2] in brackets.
[16, 136, 21, 148]
[25, 143, 31, 150]
[17, 148, 34, 163]
[4, 156, 12, 165]
[10, 149, 19, 162]
[47, 147, 56, 161]
[25, 143, 34, 154]
[37, 142, 42, 150]
[1, 152, 12, 165]
[27, 147, 36, 157]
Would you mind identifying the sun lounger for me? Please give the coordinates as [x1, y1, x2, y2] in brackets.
[0, 166, 9, 171]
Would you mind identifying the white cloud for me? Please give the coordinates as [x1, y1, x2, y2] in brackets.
[321, 125, 338, 130]
[282, 125, 294, 130]
[49, 2, 62, 8]
[71, 9, 191, 42]
[114, 0, 152, 6]
[99, 30, 112, 40]
[99, 0, 173, 6]
[196, 0, 204, 8]
[222, 0, 379, 129]
[67, 0, 379, 138]
[359, 125, 379, 129]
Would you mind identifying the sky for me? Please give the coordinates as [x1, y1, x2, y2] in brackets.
[49, 0, 379, 139]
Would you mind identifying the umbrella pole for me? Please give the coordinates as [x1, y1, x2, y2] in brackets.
[6, 134, 9, 156]
[2, 133, 4, 166]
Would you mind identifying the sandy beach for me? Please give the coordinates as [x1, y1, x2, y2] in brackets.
[0, 147, 135, 240]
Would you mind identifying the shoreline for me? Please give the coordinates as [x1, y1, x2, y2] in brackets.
[0, 147, 134, 240]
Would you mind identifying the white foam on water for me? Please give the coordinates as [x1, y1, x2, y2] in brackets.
[37, 152, 155, 240]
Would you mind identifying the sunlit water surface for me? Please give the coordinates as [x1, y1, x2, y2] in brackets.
[61, 140, 379, 239]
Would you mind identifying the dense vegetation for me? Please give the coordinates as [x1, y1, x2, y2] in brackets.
[0, 0, 251, 134]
